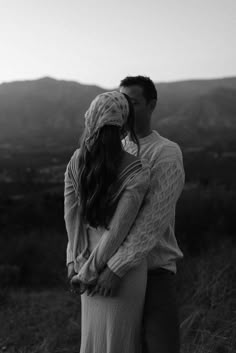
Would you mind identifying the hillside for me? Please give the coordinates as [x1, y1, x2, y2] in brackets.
[0, 76, 235, 149]
[155, 76, 236, 118]
[0, 77, 104, 145]
[156, 87, 236, 147]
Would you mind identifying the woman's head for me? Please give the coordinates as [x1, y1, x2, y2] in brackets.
[77, 91, 139, 228]
[83, 91, 136, 151]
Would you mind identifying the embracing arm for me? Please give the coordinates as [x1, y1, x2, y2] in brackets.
[64, 154, 81, 267]
[107, 154, 185, 277]
[75, 166, 150, 284]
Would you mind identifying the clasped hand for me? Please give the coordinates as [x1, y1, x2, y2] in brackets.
[68, 264, 121, 297]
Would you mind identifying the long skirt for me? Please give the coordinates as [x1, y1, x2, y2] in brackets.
[80, 260, 147, 353]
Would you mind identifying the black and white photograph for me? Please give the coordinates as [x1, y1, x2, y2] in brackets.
[0, 1, 235, 352]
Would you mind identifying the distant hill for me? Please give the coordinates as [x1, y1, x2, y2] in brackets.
[156, 86, 236, 147]
[0, 76, 235, 149]
[155, 77, 236, 120]
[0, 77, 105, 145]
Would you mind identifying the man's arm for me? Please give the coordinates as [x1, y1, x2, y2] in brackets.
[107, 156, 185, 277]
[74, 166, 150, 285]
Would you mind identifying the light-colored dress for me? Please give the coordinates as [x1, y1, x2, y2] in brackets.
[80, 252, 147, 353]
[64, 149, 150, 353]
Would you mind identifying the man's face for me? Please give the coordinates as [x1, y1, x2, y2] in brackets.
[120, 85, 152, 132]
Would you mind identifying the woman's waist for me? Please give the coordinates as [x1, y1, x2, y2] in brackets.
[86, 226, 104, 251]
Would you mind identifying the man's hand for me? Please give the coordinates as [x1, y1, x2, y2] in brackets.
[87, 266, 121, 297]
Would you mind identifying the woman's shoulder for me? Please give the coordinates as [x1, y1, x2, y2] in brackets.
[118, 151, 139, 169]
[67, 148, 80, 170]
[124, 160, 150, 198]
[118, 153, 150, 190]
[119, 151, 149, 170]
[133, 158, 150, 184]
[70, 148, 80, 162]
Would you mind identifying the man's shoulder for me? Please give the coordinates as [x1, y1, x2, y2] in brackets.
[159, 136, 183, 160]
[147, 131, 183, 162]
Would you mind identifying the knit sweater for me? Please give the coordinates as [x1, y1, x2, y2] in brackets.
[65, 130, 185, 281]
[107, 130, 185, 276]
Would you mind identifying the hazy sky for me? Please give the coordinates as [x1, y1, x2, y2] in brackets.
[0, 0, 235, 88]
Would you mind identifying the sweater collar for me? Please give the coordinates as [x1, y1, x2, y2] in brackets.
[137, 130, 161, 145]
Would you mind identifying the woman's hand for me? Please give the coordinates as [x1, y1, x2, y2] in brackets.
[70, 275, 87, 294]
[67, 263, 85, 294]
[87, 266, 121, 297]
[67, 262, 76, 281]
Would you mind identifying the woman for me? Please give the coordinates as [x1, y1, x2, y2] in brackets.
[64, 91, 150, 353]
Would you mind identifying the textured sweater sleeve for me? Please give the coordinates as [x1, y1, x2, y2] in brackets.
[64, 154, 80, 266]
[107, 155, 185, 277]
[75, 165, 150, 284]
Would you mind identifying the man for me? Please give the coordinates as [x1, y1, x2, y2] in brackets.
[68, 76, 185, 353]
[94, 76, 184, 353]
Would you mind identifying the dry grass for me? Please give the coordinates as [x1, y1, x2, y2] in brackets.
[178, 240, 236, 353]
[0, 240, 235, 353]
[0, 289, 81, 353]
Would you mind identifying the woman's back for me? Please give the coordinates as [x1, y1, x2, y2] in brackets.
[87, 151, 143, 252]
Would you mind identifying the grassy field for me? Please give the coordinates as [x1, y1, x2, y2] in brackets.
[0, 289, 81, 353]
[177, 241, 236, 353]
[0, 240, 235, 353]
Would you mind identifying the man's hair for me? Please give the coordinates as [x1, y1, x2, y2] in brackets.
[120, 75, 158, 102]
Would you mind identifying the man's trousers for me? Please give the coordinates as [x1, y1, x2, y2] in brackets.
[142, 268, 180, 353]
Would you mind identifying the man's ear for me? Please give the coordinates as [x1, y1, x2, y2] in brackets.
[149, 99, 157, 112]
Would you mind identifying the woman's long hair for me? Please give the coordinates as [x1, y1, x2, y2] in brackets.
[77, 94, 140, 228]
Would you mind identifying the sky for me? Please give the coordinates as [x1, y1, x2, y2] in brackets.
[0, 0, 235, 88]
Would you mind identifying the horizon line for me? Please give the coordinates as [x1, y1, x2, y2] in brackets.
[0, 74, 235, 89]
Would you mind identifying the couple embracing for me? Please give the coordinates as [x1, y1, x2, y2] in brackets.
[64, 76, 185, 353]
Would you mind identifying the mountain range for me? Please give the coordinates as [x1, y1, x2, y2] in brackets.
[0, 76, 235, 149]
